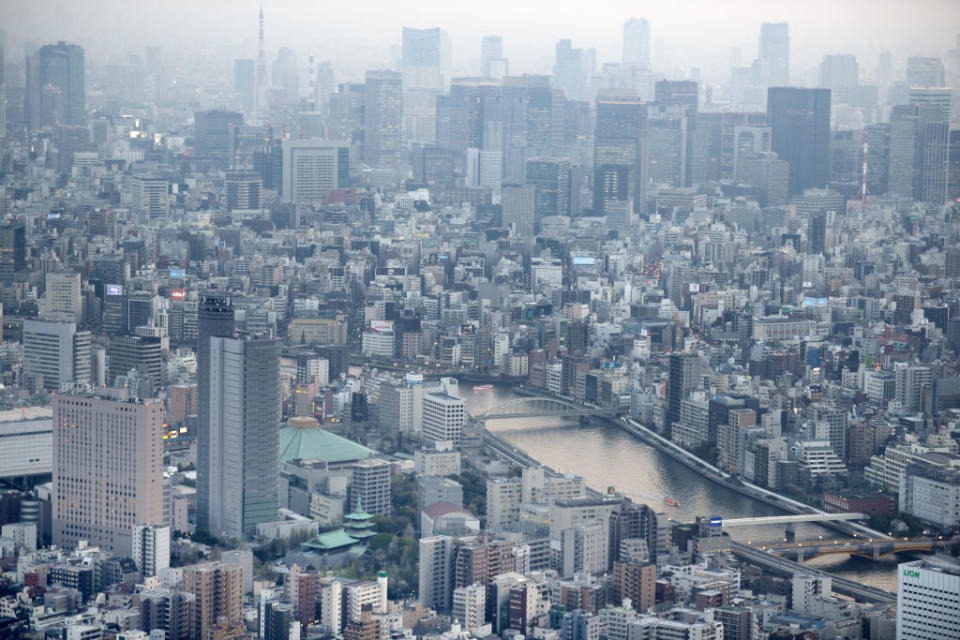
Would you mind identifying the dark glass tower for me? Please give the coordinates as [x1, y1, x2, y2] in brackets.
[37, 42, 85, 126]
[0, 222, 25, 284]
[195, 293, 235, 534]
[594, 94, 647, 214]
[767, 87, 831, 195]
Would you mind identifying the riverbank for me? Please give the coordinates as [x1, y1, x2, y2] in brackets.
[480, 424, 896, 604]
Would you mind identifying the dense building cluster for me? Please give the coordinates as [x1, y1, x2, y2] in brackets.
[0, 10, 957, 640]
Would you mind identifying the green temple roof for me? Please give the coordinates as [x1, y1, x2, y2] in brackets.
[279, 425, 377, 464]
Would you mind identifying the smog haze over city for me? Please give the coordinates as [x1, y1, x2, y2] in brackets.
[0, 0, 959, 638]
[6, 0, 960, 78]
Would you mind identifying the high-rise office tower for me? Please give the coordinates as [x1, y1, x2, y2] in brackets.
[553, 40, 587, 102]
[131, 175, 169, 219]
[36, 41, 85, 126]
[194, 110, 243, 156]
[501, 184, 536, 239]
[889, 105, 918, 197]
[622, 18, 650, 68]
[272, 47, 299, 104]
[350, 459, 392, 516]
[896, 559, 960, 640]
[949, 129, 960, 203]
[402, 27, 444, 91]
[23, 319, 91, 392]
[818, 54, 859, 104]
[42, 271, 82, 322]
[906, 56, 946, 88]
[655, 80, 698, 112]
[363, 71, 403, 169]
[422, 391, 466, 448]
[280, 140, 349, 204]
[889, 104, 950, 203]
[52, 393, 164, 555]
[526, 157, 570, 219]
[806, 210, 827, 256]
[913, 105, 950, 204]
[107, 334, 163, 396]
[864, 123, 891, 195]
[132, 523, 171, 578]
[481, 36, 503, 78]
[668, 354, 702, 439]
[234, 59, 255, 114]
[0, 218, 25, 284]
[502, 74, 557, 156]
[224, 171, 263, 211]
[448, 78, 500, 154]
[196, 293, 235, 535]
[199, 328, 280, 540]
[419, 536, 456, 611]
[594, 92, 647, 214]
[758, 22, 789, 86]
[766, 87, 830, 195]
[182, 562, 244, 640]
[647, 106, 687, 187]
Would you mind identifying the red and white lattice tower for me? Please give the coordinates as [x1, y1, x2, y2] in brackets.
[860, 140, 869, 202]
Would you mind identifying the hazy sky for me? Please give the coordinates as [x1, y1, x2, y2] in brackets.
[5, 0, 959, 82]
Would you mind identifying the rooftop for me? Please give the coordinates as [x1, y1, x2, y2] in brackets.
[279, 424, 377, 464]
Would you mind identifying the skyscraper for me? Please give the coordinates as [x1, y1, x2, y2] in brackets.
[132, 523, 171, 578]
[913, 104, 950, 204]
[225, 171, 264, 211]
[501, 184, 536, 239]
[23, 319, 91, 392]
[422, 392, 466, 448]
[766, 87, 831, 195]
[199, 329, 280, 540]
[889, 105, 918, 197]
[647, 106, 687, 187]
[758, 22, 789, 86]
[594, 92, 647, 214]
[668, 354, 702, 439]
[622, 19, 650, 68]
[234, 59, 255, 114]
[182, 562, 244, 640]
[906, 56, 945, 88]
[194, 110, 243, 157]
[818, 54, 859, 104]
[52, 393, 164, 555]
[948, 129, 960, 203]
[402, 27, 444, 91]
[363, 70, 403, 169]
[281, 140, 349, 204]
[553, 39, 587, 102]
[655, 80, 698, 112]
[107, 334, 163, 396]
[896, 559, 960, 640]
[130, 175, 169, 219]
[36, 42, 85, 126]
[526, 157, 571, 219]
[196, 293, 235, 535]
[480, 36, 503, 78]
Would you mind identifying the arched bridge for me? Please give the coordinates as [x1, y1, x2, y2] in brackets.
[471, 396, 618, 421]
[753, 537, 948, 562]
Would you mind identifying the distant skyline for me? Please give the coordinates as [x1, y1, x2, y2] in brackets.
[5, 0, 959, 84]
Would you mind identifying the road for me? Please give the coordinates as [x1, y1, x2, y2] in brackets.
[730, 541, 897, 603]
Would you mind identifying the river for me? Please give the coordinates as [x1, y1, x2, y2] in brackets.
[464, 385, 903, 592]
